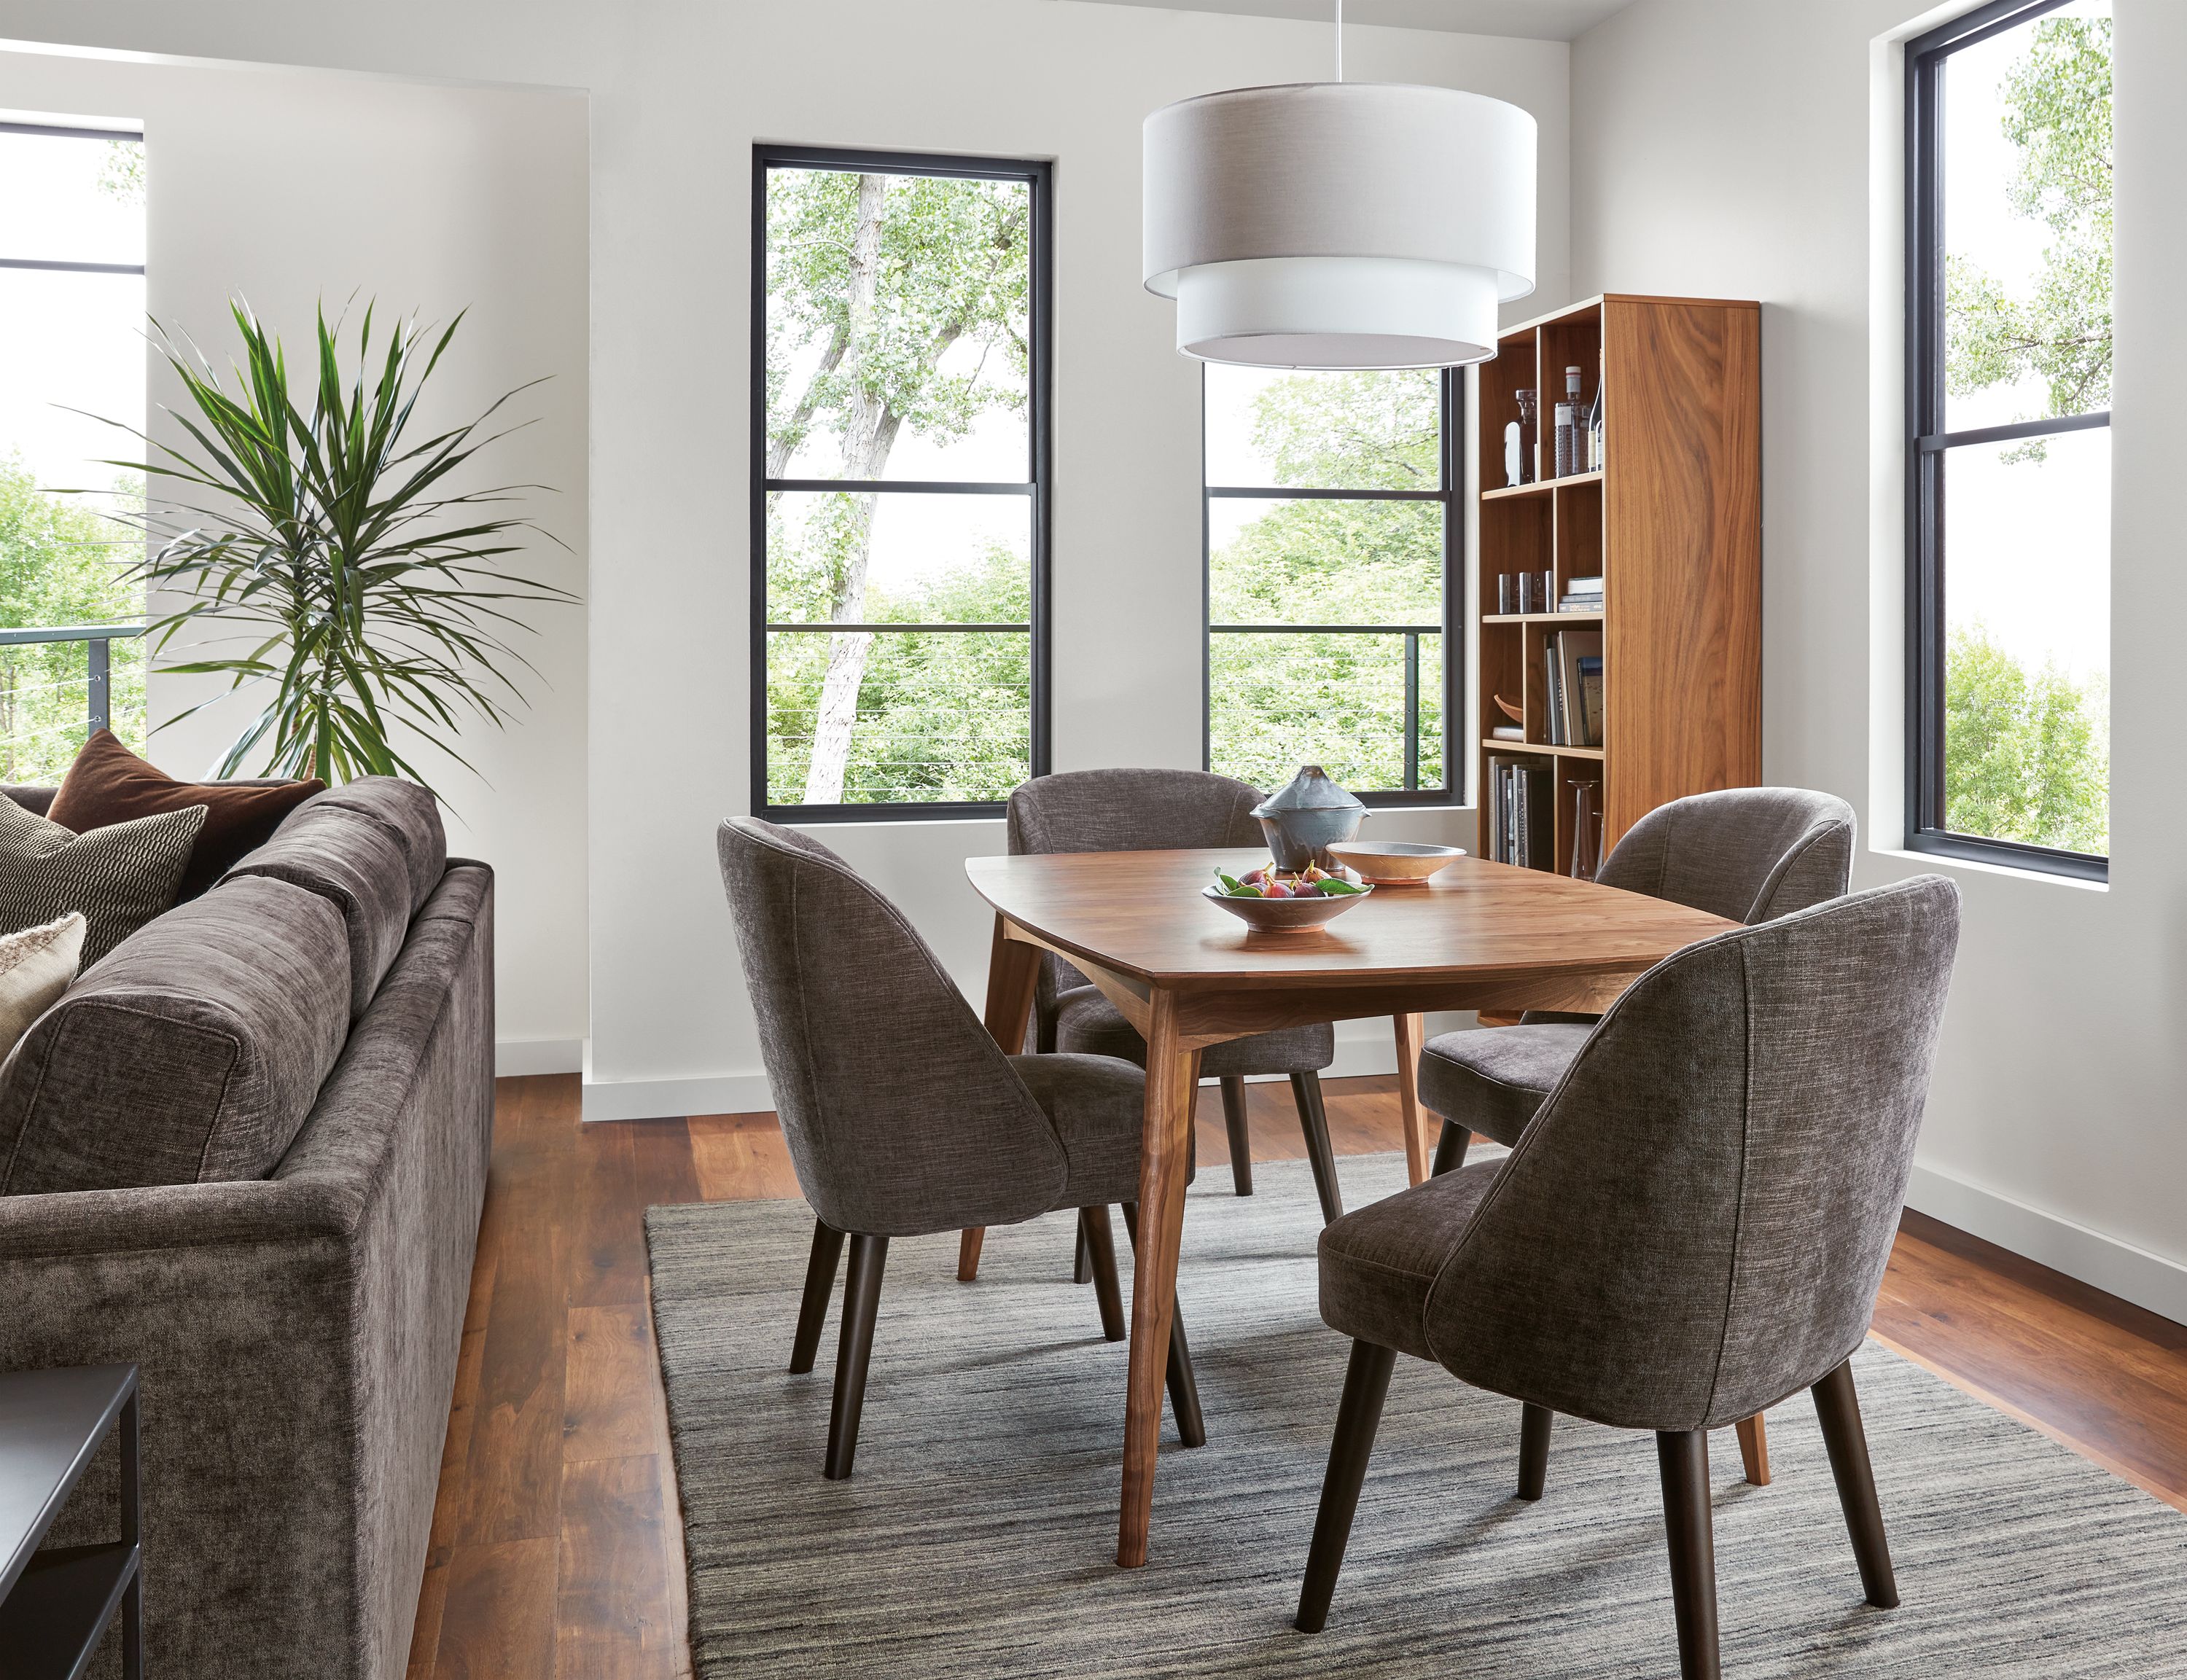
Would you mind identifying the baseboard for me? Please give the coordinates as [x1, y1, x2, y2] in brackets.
[1906, 1160, 2187, 1327]
[579, 1059, 773, 1123]
[496, 1037, 585, 1077]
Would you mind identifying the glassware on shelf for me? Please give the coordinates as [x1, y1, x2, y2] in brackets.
[1587, 351, 1605, 473]
[1569, 778, 1603, 881]
[1554, 364, 1583, 477]
[1513, 389, 1537, 485]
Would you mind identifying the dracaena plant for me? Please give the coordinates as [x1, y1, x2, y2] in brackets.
[98, 300, 572, 789]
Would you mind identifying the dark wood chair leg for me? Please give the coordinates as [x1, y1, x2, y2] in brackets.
[1656, 1429, 1722, 1680]
[1073, 1220, 1091, 1284]
[1081, 1205, 1126, 1342]
[1431, 1119, 1472, 1177]
[823, 1233, 888, 1480]
[1123, 1201, 1206, 1447]
[790, 1220, 846, 1374]
[1220, 1076, 1255, 1195]
[1295, 1339, 1399, 1633]
[1290, 1071, 1344, 1224]
[1517, 1402, 1553, 1500]
[1814, 1359, 1900, 1608]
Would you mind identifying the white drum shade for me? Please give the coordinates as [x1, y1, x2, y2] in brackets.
[1144, 82, 1537, 369]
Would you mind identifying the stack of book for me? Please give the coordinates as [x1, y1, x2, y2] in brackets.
[1543, 630, 1605, 749]
[1559, 574, 1604, 613]
[1486, 755, 1553, 870]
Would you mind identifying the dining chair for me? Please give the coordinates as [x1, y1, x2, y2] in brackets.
[1424, 786, 1857, 1176]
[717, 816, 1204, 1479]
[1295, 875, 1960, 1679]
[1009, 768, 1346, 1224]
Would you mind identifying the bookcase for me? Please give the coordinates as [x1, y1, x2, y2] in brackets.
[1475, 293, 1761, 872]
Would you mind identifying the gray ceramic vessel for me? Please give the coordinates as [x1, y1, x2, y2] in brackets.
[1253, 765, 1366, 871]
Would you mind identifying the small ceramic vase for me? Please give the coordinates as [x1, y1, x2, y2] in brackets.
[1253, 765, 1366, 872]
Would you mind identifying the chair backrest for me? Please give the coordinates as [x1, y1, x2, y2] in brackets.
[716, 817, 1068, 1236]
[1596, 786, 1857, 924]
[1423, 875, 1960, 1433]
[1007, 769, 1264, 1034]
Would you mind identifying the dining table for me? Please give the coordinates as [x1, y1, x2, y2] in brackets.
[958, 845, 1740, 1568]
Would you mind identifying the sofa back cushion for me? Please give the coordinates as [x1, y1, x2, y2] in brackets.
[0, 874, 351, 1195]
[223, 778, 445, 1019]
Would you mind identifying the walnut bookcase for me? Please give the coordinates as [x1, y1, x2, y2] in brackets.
[1475, 293, 1761, 872]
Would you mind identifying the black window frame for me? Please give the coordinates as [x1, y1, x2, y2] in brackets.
[1905, 0, 2109, 882]
[750, 143, 1052, 824]
[1200, 366, 1464, 807]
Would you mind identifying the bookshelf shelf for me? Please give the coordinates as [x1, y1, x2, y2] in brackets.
[1477, 293, 1761, 875]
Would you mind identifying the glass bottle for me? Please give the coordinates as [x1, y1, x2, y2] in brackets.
[1569, 779, 1602, 881]
[1587, 352, 1605, 473]
[1513, 389, 1537, 485]
[1555, 364, 1582, 477]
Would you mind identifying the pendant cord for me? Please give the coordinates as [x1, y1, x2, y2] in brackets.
[1335, 0, 1344, 82]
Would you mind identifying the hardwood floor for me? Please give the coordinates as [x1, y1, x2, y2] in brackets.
[407, 1072, 2187, 1678]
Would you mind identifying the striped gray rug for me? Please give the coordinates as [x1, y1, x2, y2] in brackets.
[646, 1154, 2187, 1678]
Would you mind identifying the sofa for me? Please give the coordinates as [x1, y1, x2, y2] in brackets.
[0, 776, 494, 1680]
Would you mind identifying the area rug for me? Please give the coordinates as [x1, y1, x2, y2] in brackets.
[646, 1154, 2187, 1678]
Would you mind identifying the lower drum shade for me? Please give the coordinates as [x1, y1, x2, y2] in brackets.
[1172, 255, 1500, 369]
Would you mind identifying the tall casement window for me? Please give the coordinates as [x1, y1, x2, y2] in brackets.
[0, 121, 147, 779]
[1908, 0, 2111, 879]
[1203, 366, 1458, 800]
[752, 146, 1050, 818]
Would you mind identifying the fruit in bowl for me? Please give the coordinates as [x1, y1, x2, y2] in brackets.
[1213, 862, 1368, 900]
[1204, 861, 1373, 934]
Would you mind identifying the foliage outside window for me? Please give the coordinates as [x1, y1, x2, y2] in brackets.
[754, 147, 1048, 817]
[0, 123, 147, 781]
[1909, 0, 2110, 875]
[1204, 367, 1454, 800]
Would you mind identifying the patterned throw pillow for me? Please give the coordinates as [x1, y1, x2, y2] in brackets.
[0, 911, 85, 1060]
[0, 794, 206, 964]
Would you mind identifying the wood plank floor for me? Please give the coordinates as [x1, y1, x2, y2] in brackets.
[408, 1072, 2187, 1678]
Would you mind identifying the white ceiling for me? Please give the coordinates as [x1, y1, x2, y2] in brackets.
[1063, 0, 1638, 43]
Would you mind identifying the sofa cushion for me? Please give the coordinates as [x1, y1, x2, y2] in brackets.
[223, 780, 445, 1017]
[0, 913, 84, 1060]
[47, 729, 324, 900]
[0, 791, 206, 964]
[0, 874, 350, 1195]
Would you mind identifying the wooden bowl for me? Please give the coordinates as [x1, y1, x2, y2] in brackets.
[1326, 841, 1466, 887]
[1201, 882, 1372, 935]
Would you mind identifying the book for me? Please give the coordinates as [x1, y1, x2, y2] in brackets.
[1490, 723, 1524, 741]
[1553, 630, 1604, 749]
[1577, 655, 1605, 747]
[1543, 636, 1566, 745]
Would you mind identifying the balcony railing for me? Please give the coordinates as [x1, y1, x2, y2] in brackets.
[0, 623, 149, 780]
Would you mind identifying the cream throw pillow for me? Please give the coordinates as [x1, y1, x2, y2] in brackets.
[0, 911, 85, 1059]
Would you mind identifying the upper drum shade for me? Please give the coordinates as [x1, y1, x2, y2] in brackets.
[1144, 82, 1537, 369]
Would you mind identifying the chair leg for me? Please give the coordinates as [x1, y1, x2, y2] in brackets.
[1656, 1429, 1722, 1680]
[1734, 1413, 1771, 1485]
[1431, 1120, 1472, 1178]
[1073, 1221, 1091, 1284]
[823, 1234, 888, 1480]
[1121, 1202, 1206, 1447]
[1814, 1359, 1900, 1609]
[790, 1220, 846, 1374]
[1517, 1402, 1553, 1500]
[1290, 1071, 1344, 1224]
[1295, 1340, 1399, 1633]
[1220, 1076, 1255, 1195]
[1081, 1206, 1126, 1342]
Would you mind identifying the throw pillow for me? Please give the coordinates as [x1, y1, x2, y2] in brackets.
[49, 729, 326, 899]
[0, 794, 206, 964]
[0, 911, 84, 1060]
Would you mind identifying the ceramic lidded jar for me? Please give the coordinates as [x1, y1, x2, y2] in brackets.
[1253, 766, 1366, 872]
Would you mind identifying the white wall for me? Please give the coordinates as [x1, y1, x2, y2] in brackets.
[0, 1, 1570, 1114]
[0, 46, 590, 1068]
[1569, 0, 2187, 1318]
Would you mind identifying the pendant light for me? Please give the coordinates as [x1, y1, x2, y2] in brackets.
[1142, 0, 1537, 370]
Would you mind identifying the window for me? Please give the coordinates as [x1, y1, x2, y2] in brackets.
[1907, 0, 2111, 880]
[0, 120, 147, 780]
[1203, 366, 1457, 801]
[752, 146, 1049, 819]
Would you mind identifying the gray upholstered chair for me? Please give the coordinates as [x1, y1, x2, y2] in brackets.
[1424, 786, 1857, 1176]
[1295, 876, 1961, 1679]
[1009, 769, 1345, 1223]
[717, 816, 1204, 1479]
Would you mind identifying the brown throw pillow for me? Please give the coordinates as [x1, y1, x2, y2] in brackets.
[50, 730, 326, 899]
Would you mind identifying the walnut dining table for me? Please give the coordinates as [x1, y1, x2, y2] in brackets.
[956, 846, 1739, 1568]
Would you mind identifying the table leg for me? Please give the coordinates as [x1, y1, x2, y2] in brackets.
[1735, 1413, 1771, 1485]
[961, 917, 1044, 1282]
[1392, 1012, 1430, 1186]
[1118, 990, 1196, 1568]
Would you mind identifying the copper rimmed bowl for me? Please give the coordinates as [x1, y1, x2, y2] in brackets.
[1201, 883, 1373, 935]
[1325, 841, 1465, 887]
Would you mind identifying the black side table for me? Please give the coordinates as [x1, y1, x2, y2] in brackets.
[0, 1364, 142, 1679]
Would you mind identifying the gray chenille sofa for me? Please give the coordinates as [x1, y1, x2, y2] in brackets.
[0, 776, 493, 1680]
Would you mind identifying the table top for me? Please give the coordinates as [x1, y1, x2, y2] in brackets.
[966, 848, 1737, 992]
[0, 1365, 136, 1600]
